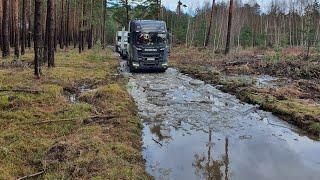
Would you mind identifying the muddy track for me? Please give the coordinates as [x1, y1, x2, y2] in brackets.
[119, 59, 320, 180]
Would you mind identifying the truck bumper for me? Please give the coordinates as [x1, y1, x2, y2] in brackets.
[131, 61, 168, 71]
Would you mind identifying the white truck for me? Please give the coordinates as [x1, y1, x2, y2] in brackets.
[115, 28, 128, 59]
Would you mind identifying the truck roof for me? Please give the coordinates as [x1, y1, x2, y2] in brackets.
[130, 20, 167, 33]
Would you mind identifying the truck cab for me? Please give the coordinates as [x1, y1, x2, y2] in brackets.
[127, 20, 169, 72]
[115, 28, 128, 59]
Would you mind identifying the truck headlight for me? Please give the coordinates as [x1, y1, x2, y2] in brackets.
[133, 62, 140, 67]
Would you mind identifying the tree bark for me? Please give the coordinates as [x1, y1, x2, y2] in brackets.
[204, 0, 216, 47]
[34, 0, 42, 78]
[47, 0, 55, 67]
[225, 0, 234, 54]
[13, 0, 20, 59]
[21, 0, 27, 55]
[27, 0, 32, 48]
[102, 0, 107, 49]
[59, 0, 64, 49]
[2, 0, 10, 57]
[0, 1, 3, 50]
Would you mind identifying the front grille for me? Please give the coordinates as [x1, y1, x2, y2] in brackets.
[138, 49, 163, 62]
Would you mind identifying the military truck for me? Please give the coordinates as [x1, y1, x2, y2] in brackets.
[127, 20, 169, 72]
[115, 28, 128, 59]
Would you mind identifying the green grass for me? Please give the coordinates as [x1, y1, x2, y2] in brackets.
[0, 48, 150, 179]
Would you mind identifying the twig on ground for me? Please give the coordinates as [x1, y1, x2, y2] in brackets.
[29, 115, 119, 125]
[0, 88, 43, 94]
[17, 170, 45, 180]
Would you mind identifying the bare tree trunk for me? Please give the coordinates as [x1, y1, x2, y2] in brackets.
[0, 1, 3, 51]
[204, 0, 216, 47]
[27, 0, 32, 48]
[13, 0, 20, 59]
[66, 0, 70, 48]
[34, 0, 42, 78]
[79, 0, 84, 53]
[59, 0, 64, 49]
[47, 0, 55, 67]
[225, 0, 234, 54]
[102, 0, 107, 49]
[2, 0, 10, 57]
[88, 0, 93, 49]
[21, 0, 27, 55]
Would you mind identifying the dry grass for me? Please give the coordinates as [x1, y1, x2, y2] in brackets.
[0, 48, 150, 179]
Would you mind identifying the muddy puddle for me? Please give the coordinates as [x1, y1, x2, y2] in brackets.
[120, 61, 320, 180]
[64, 84, 94, 103]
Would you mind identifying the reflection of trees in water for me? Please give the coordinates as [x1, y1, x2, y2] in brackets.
[150, 123, 171, 141]
[193, 129, 229, 180]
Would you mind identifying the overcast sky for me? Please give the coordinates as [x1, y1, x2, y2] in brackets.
[161, 0, 273, 13]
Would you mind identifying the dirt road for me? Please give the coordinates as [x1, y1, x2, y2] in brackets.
[119, 60, 320, 180]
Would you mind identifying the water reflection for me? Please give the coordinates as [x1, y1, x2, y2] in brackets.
[125, 66, 320, 180]
[193, 129, 229, 180]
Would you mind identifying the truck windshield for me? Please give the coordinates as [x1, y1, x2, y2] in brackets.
[136, 32, 167, 45]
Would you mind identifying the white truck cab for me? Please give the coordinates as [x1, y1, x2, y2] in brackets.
[115, 28, 128, 59]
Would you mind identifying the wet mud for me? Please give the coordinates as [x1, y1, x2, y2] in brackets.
[120, 61, 320, 180]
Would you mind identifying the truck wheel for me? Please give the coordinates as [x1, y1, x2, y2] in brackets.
[158, 68, 167, 73]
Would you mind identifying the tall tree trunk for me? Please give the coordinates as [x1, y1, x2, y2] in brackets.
[204, 0, 216, 47]
[54, 0, 58, 50]
[59, 0, 64, 49]
[2, 0, 10, 57]
[88, 0, 93, 49]
[102, 0, 107, 49]
[66, 0, 70, 47]
[34, 0, 42, 78]
[21, 0, 27, 55]
[225, 0, 234, 54]
[0, 1, 3, 50]
[13, 0, 20, 59]
[47, 0, 55, 68]
[27, 0, 32, 48]
[79, 0, 84, 53]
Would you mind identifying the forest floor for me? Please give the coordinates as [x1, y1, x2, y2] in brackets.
[171, 47, 320, 138]
[0, 48, 150, 179]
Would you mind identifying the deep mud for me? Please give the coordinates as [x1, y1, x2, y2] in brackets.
[120, 60, 320, 180]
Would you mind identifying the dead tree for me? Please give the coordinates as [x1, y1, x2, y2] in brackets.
[225, 0, 234, 54]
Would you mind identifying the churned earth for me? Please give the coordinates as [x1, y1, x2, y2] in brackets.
[119, 60, 320, 180]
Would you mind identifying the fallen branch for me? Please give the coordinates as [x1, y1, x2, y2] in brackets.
[0, 88, 43, 94]
[30, 115, 119, 125]
[17, 170, 45, 180]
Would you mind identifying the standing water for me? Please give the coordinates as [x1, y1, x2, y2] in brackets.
[120, 62, 320, 180]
